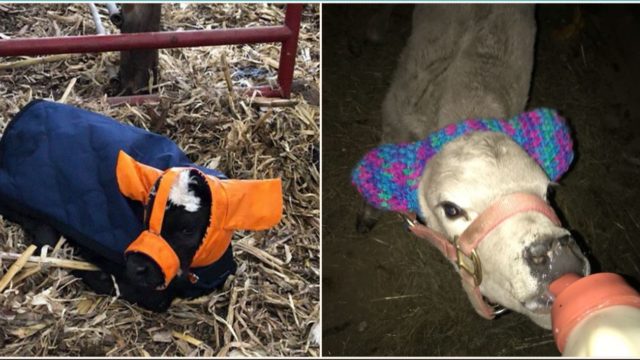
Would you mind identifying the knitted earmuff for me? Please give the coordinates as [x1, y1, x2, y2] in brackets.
[351, 108, 574, 213]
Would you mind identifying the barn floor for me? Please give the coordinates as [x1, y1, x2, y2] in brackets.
[322, 4, 640, 356]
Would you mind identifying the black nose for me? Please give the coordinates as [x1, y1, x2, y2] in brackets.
[524, 235, 588, 277]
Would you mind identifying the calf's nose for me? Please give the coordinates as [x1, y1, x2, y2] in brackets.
[524, 235, 589, 278]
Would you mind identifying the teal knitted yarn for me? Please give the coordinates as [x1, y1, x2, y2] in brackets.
[351, 108, 574, 213]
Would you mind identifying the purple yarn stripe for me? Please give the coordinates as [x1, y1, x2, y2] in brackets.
[351, 108, 574, 213]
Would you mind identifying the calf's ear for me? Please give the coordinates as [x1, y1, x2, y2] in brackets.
[207, 177, 283, 231]
[116, 150, 163, 203]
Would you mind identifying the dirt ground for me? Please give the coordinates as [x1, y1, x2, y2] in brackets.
[322, 4, 640, 356]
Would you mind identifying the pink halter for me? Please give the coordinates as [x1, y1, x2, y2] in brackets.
[407, 192, 561, 319]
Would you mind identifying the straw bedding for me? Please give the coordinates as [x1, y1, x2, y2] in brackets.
[0, 3, 319, 356]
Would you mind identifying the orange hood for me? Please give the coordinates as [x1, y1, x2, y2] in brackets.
[117, 150, 283, 286]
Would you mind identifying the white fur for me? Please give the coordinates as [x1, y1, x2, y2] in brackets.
[381, 4, 586, 329]
[168, 171, 201, 212]
[417, 133, 569, 328]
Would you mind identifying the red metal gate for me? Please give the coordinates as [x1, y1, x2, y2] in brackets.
[0, 4, 303, 99]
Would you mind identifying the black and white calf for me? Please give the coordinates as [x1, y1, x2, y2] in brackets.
[0, 100, 281, 312]
[3, 168, 221, 312]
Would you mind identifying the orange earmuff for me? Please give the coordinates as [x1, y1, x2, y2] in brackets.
[214, 178, 284, 231]
[116, 150, 163, 203]
[125, 170, 182, 287]
[190, 176, 283, 267]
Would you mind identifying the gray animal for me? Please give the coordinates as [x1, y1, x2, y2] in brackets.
[357, 4, 589, 329]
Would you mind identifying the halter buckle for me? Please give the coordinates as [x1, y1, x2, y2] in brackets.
[403, 214, 416, 229]
[453, 236, 482, 287]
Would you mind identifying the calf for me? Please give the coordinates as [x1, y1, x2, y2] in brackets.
[354, 4, 589, 328]
[1, 170, 215, 311]
[0, 100, 282, 311]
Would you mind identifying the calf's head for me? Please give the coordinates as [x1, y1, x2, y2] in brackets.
[352, 109, 590, 328]
[126, 169, 211, 289]
[116, 151, 283, 292]
[418, 132, 589, 328]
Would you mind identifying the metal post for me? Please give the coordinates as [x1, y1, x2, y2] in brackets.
[88, 4, 106, 35]
[278, 4, 303, 98]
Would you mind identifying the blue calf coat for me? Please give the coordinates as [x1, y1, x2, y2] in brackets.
[0, 99, 235, 294]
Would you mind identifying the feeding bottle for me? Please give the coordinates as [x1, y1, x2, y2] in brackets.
[549, 272, 640, 356]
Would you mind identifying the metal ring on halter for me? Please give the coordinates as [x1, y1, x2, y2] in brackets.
[453, 236, 483, 287]
[403, 214, 416, 229]
[492, 305, 508, 316]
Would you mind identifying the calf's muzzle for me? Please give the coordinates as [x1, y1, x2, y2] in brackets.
[525, 234, 590, 282]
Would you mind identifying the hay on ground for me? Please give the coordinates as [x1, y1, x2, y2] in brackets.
[0, 3, 319, 356]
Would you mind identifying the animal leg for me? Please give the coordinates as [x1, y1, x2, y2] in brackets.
[0, 204, 61, 248]
[117, 4, 161, 95]
[73, 270, 116, 296]
[356, 200, 383, 233]
[23, 222, 60, 248]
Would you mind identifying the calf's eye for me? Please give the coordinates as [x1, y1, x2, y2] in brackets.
[441, 201, 464, 220]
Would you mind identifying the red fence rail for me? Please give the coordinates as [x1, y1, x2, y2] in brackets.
[0, 4, 304, 98]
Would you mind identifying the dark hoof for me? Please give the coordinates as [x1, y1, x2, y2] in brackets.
[32, 224, 60, 247]
[356, 213, 377, 234]
[356, 201, 382, 234]
[73, 270, 115, 295]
